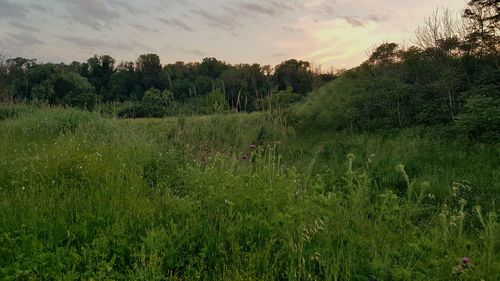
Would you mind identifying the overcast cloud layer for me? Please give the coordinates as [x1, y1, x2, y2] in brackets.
[0, 0, 466, 69]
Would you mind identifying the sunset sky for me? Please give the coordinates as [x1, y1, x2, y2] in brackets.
[0, 0, 466, 69]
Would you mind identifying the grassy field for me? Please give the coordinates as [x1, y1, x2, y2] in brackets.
[0, 105, 498, 280]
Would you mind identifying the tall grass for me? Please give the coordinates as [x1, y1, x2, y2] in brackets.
[0, 106, 498, 280]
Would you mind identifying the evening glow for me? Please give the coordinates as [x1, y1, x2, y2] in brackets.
[0, 0, 466, 68]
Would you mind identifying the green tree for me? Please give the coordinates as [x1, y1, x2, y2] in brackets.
[367, 43, 400, 66]
[456, 93, 500, 140]
[194, 75, 213, 95]
[0, 53, 7, 101]
[31, 80, 55, 102]
[84, 55, 116, 100]
[463, 0, 500, 58]
[136, 54, 163, 90]
[5, 57, 36, 100]
[273, 59, 314, 96]
[109, 63, 137, 101]
[198, 57, 228, 79]
[53, 72, 96, 109]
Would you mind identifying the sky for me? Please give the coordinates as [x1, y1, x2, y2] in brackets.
[0, 0, 466, 70]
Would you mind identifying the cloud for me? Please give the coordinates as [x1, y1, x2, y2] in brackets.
[270, 15, 389, 67]
[0, 33, 43, 59]
[189, 1, 296, 32]
[130, 23, 159, 33]
[62, 0, 119, 30]
[268, 0, 300, 12]
[129, 39, 153, 51]
[108, 0, 139, 14]
[191, 8, 242, 31]
[271, 52, 287, 58]
[9, 20, 40, 32]
[282, 26, 303, 33]
[340, 13, 390, 28]
[57, 35, 133, 52]
[233, 2, 278, 16]
[341, 16, 367, 27]
[0, 0, 457, 68]
[0, 0, 27, 19]
[159, 18, 195, 32]
[222, 1, 300, 20]
[30, 3, 53, 13]
[368, 13, 390, 22]
[294, 17, 381, 66]
[3, 32, 44, 48]
[167, 44, 205, 56]
[303, 0, 325, 9]
[148, 0, 191, 12]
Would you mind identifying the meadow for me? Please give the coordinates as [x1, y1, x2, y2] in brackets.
[0, 105, 498, 280]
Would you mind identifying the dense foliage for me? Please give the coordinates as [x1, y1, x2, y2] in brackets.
[296, 1, 499, 141]
[0, 53, 332, 115]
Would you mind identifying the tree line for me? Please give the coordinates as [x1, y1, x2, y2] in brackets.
[0, 52, 335, 116]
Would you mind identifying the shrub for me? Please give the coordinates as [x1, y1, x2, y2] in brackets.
[456, 91, 500, 141]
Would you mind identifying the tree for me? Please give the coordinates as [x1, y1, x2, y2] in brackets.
[83, 55, 116, 101]
[136, 54, 162, 90]
[24, 64, 60, 102]
[216, 63, 269, 111]
[198, 57, 228, 79]
[5, 57, 36, 100]
[53, 72, 95, 109]
[415, 8, 465, 51]
[367, 43, 400, 66]
[109, 62, 137, 101]
[0, 53, 6, 83]
[463, 0, 500, 58]
[273, 59, 314, 96]
[0, 53, 9, 101]
[31, 80, 55, 102]
[456, 93, 500, 140]
[194, 75, 213, 95]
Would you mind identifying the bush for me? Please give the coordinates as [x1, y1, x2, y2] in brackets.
[142, 88, 173, 108]
[456, 92, 500, 141]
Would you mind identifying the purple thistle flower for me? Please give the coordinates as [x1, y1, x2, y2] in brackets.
[242, 154, 249, 160]
[462, 256, 470, 265]
[249, 144, 256, 150]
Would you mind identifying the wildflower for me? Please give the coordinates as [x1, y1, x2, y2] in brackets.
[249, 144, 256, 150]
[242, 154, 249, 160]
[462, 256, 470, 265]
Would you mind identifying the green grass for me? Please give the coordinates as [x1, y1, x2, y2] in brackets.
[0, 106, 498, 280]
